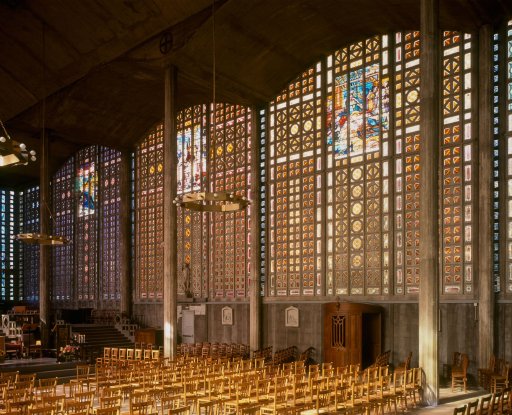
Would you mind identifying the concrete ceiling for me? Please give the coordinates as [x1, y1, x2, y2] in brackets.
[0, 0, 510, 187]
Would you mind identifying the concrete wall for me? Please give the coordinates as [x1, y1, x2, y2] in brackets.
[133, 299, 504, 387]
[496, 303, 512, 362]
[263, 303, 324, 363]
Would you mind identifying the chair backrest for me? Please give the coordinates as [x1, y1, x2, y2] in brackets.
[453, 405, 467, 415]
[465, 399, 478, 415]
[479, 395, 492, 415]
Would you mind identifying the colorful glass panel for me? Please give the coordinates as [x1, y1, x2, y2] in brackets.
[268, 65, 323, 296]
[505, 20, 512, 293]
[326, 35, 390, 296]
[52, 157, 74, 303]
[440, 31, 474, 295]
[209, 104, 252, 298]
[0, 189, 19, 301]
[394, 31, 421, 294]
[176, 106, 208, 299]
[100, 147, 122, 305]
[76, 146, 99, 303]
[135, 124, 164, 300]
[22, 186, 39, 302]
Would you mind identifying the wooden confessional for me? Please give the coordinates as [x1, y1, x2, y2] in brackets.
[323, 302, 382, 369]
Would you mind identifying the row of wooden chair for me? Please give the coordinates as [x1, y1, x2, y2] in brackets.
[479, 355, 511, 393]
[101, 347, 160, 364]
[177, 342, 250, 360]
[453, 388, 511, 415]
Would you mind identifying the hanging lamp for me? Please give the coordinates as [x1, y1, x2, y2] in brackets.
[0, 119, 37, 167]
[16, 23, 69, 246]
[173, 1, 249, 213]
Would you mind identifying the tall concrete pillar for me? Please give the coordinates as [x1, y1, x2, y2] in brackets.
[419, 0, 440, 406]
[119, 151, 132, 318]
[477, 24, 494, 369]
[249, 107, 262, 352]
[39, 131, 50, 348]
[163, 66, 178, 359]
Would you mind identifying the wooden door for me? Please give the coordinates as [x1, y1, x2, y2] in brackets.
[323, 302, 362, 367]
[323, 302, 381, 368]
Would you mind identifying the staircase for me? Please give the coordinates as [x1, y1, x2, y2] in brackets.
[70, 324, 134, 363]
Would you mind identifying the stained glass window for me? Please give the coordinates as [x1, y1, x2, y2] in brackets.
[176, 106, 208, 299]
[135, 124, 164, 300]
[209, 104, 252, 298]
[326, 35, 391, 296]
[0, 189, 18, 301]
[100, 147, 122, 305]
[440, 31, 474, 295]
[76, 146, 99, 303]
[268, 66, 323, 296]
[22, 186, 39, 302]
[52, 157, 75, 303]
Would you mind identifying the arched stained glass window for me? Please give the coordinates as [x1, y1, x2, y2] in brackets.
[52, 157, 74, 303]
[209, 104, 252, 298]
[76, 146, 99, 303]
[22, 186, 39, 302]
[135, 124, 164, 300]
[100, 147, 122, 305]
[326, 35, 391, 296]
[268, 66, 324, 296]
[176, 106, 208, 298]
[266, 30, 475, 297]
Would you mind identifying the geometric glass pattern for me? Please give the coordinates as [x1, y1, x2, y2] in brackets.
[394, 31, 421, 294]
[21, 186, 39, 302]
[99, 147, 122, 305]
[0, 189, 18, 301]
[177, 107, 208, 299]
[440, 31, 474, 295]
[209, 104, 251, 298]
[259, 108, 267, 296]
[505, 20, 512, 293]
[326, 35, 391, 296]
[52, 157, 74, 303]
[135, 124, 164, 300]
[76, 146, 99, 304]
[493, 30, 500, 292]
[268, 65, 323, 296]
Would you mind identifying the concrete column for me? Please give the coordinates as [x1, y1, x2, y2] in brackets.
[119, 151, 132, 318]
[249, 107, 262, 352]
[419, 0, 440, 406]
[477, 24, 494, 369]
[163, 66, 178, 359]
[39, 131, 50, 348]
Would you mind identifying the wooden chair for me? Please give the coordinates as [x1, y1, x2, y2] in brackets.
[465, 399, 478, 415]
[491, 362, 510, 393]
[453, 405, 467, 415]
[452, 353, 469, 392]
[394, 352, 412, 376]
[478, 354, 496, 390]
[478, 395, 492, 415]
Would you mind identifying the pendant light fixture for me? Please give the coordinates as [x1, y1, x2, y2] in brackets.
[173, 1, 249, 212]
[16, 23, 69, 246]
